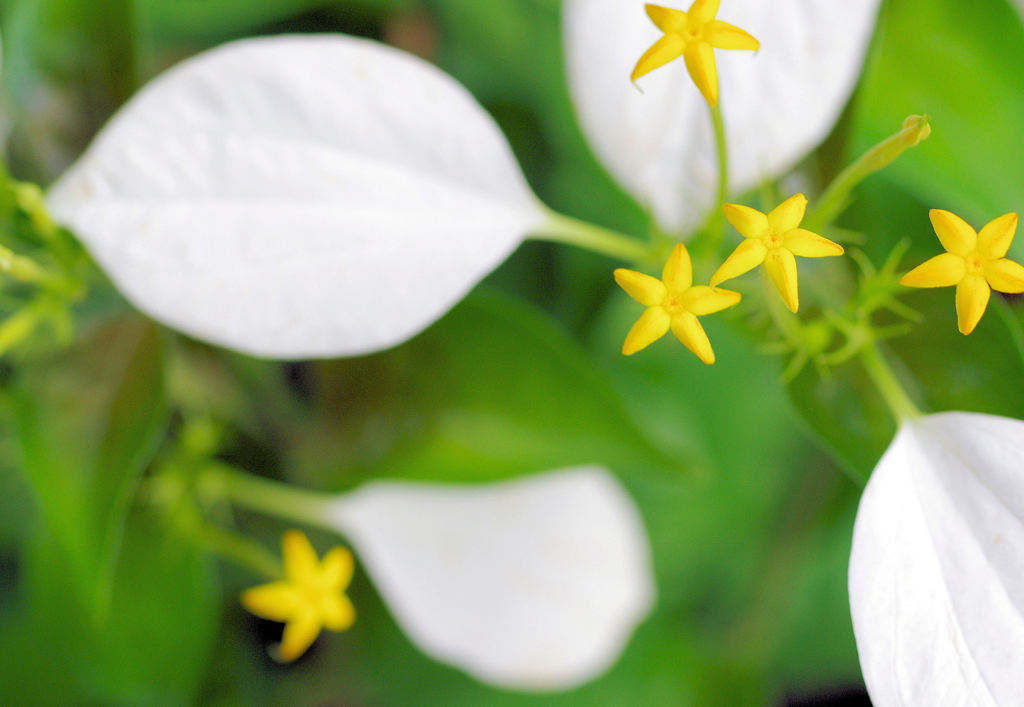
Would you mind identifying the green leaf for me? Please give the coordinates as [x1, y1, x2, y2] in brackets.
[850, 0, 1024, 258]
[274, 289, 681, 487]
[9, 316, 168, 615]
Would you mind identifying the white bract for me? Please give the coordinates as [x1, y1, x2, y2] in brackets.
[47, 35, 545, 359]
[849, 412, 1024, 706]
[564, 0, 882, 235]
[330, 466, 654, 691]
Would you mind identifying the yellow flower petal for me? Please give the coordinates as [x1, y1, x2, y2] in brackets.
[767, 193, 808, 233]
[976, 212, 1019, 260]
[984, 258, 1024, 294]
[683, 41, 718, 106]
[722, 203, 769, 239]
[683, 285, 741, 315]
[322, 594, 357, 632]
[615, 268, 668, 306]
[278, 609, 322, 662]
[764, 248, 799, 313]
[687, 0, 720, 25]
[955, 275, 991, 335]
[784, 229, 844, 258]
[709, 238, 767, 286]
[670, 312, 715, 364]
[241, 582, 303, 622]
[321, 547, 355, 590]
[900, 253, 966, 288]
[631, 34, 686, 82]
[283, 529, 319, 583]
[645, 3, 688, 32]
[661, 243, 693, 292]
[622, 306, 671, 355]
[704, 20, 759, 50]
[929, 209, 976, 256]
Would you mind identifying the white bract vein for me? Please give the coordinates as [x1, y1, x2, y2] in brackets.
[849, 412, 1024, 707]
[47, 35, 545, 358]
[564, 0, 881, 235]
[329, 466, 655, 691]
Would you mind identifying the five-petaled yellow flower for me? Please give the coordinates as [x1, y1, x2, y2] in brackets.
[242, 529, 356, 661]
[710, 194, 845, 313]
[631, 1, 759, 106]
[615, 243, 740, 363]
[900, 209, 1024, 335]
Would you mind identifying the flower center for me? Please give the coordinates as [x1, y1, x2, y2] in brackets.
[763, 230, 784, 250]
[965, 253, 984, 275]
[662, 293, 686, 315]
[682, 26, 702, 42]
[302, 583, 328, 608]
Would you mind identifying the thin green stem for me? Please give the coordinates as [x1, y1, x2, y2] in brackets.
[709, 101, 729, 247]
[804, 115, 931, 232]
[532, 211, 654, 264]
[201, 462, 337, 531]
[858, 341, 921, 423]
[199, 522, 283, 579]
[0, 305, 41, 355]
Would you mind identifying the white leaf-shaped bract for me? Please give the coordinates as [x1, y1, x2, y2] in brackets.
[329, 466, 654, 691]
[564, 0, 881, 235]
[47, 35, 544, 359]
[849, 412, 1024, 706]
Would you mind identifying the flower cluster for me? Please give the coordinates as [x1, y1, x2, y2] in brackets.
[35, 0, 1024, 701]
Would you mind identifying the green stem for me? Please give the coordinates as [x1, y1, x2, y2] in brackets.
[0, 245, 52, 284]
[202, 463, 337, 531]
[532, 211, 653, 264]
[0, 305, 41, 355]
[858, 341, 921, 423]
[199, 522, 283, 579]
[709, 101, 729, 246]
[804, 115, 931, 232]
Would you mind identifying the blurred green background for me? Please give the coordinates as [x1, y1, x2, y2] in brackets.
[1, 0, 1023, 704]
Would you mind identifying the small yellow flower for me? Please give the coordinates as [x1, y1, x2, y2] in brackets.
[900, 210, 1024, 335]
[242, 529, 356, 661]
[631, 1, 759, 106]
[710, 194, 844, 313]
[615, 243, 740, 363]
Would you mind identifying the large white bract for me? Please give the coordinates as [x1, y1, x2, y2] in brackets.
[330, 466, 654, 691]
[564, 0, 882, 235]
[849, 412, 1024, 706]
[47, 35, 544, 358]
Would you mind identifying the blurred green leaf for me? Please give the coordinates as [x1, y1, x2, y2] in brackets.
[786, 353, 892, 480]
[9, 316, 168, 614]
[274, 289, 682, 489]
[136, 0, 410, 43]
[587, 294, 863, 697]
[851, 0, 1024, 257]
[0, 510, 219, 706]
[1, 0, 138, 180]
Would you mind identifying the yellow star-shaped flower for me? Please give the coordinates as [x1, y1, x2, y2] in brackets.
[900, 209, 1024, 335]
[710, 193, 845, 313]
[631, 1, 759, 106]
[242, 529, 356, 661]
[615, 243, 740, 363]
